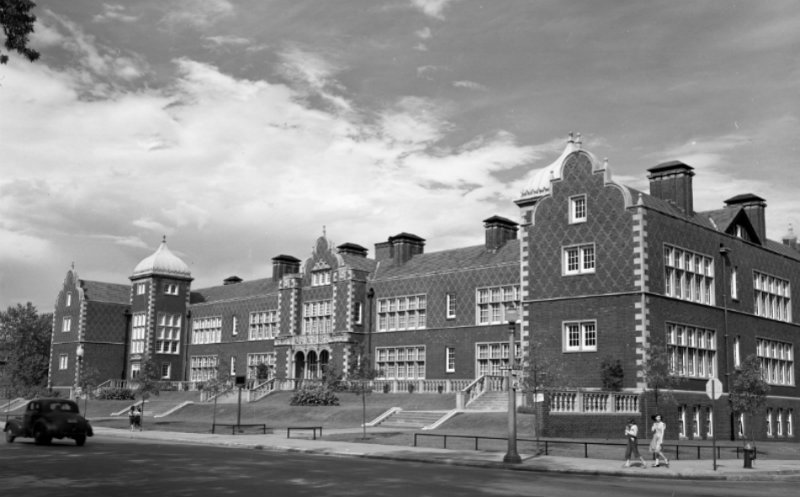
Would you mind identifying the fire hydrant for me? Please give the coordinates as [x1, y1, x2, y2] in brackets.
[743, 442, 757, 469]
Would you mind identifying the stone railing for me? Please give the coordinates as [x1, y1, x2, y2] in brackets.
[458, 375, 504, 409]
[549, 390, 640, 414]
[248, 379, 276, 402]
[273, 332, 352, 347]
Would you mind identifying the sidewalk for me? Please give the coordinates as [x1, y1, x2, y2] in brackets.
[88, 425, 800, 481]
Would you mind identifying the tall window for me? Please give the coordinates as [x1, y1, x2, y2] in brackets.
[757, 338, 794, 386]
[476, 286, 519, 325]
[767, 408, 774, 437]
[706, 407, 714, 438]
[247, 353, 276, 380]
[130, 363, 141, 379]
[569, 195, 587, 223]
[377, 295, 427, 331]
[131, 312, 146, 354]
[663, 245, 714, 304]
[693, 406, 701, 437]
[753, 271, 791, 322]
[446, 293, 456, 319]
[59, 354, 68, 370]
[161, 362, 171, 379]
[778, 409, 784, 437]
[446, 347, 455, 373]
[230, 356, 236, 376]
[667, 323, 716, 378]
[192, 316, 222, 344]
[730, 266, 739, 300]
[136, 283, 146, 295]
[311, 270, 331, 286]
[189, 355, 218, 382]
[156, 313, 181, 354]
[789, 410, 794, 437]
[62, 316, 72, 332]
[733, 336, 741, 368]
[232, 316, 238, 336]
[563, 321, 597, 352]
[375, 346, 425, 380]
[678, 405, 687, 439]
[476, 341, 521, 376]
[563, 244, 595, 275]
[249, 311, 279, 340]
[66, 292, 72, 307]
[353, 302, 363, 325]
[303, 300, 333, 334]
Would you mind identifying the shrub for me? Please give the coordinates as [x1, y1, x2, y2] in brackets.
[96, 387, 135, 400]
[289, 385, 339, 406]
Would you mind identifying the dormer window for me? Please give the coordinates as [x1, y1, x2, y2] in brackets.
[569, 195, 587, 224]
[735, 225, 745, 238]
[164, 283, 179, 295]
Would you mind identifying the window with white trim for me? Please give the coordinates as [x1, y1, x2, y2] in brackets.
[161, 362, 171, 379]
[131, 312, 146, 354]
[706, 407, 714, 438]
[678, 405, 687, 439]
[189, 355, 218, 382]
[789, 410, 794, 437]
[693, 406, 701, 437]
[130, 362, 141, 379]
[156, 313, 181, 354]
[753, 271, 791, 322]
[563, 321, 597, 352]
[247, 353, 276, 380]
[62, 316, 71, 332]
[249, 311, 278, 340]
[738, 413, 745, 438]
[733, 336, 741, 369]
[136, 283, 146, 295]
[757, 338, 794, 386]
[446, 347, 455, 373]
[778, 409, 784, 437]
[353, 302, 363, 325]
[664, 245, 714, 304]
[230, 356, 236, 376]
[164, 283, 179, 295]
[767, 408, 774, 437]
[311, 270, 331, 287]
[476, 341, 521, 376]
[667, 323, 716, 378]
[446, 293, 456, 319]
[59, 354, 68, 370]
[375, 346, 425, 379]
[303, 300, 333, 334]
[563, 243, 595, 275]
[377, 295, 427, 331]
[730, 266, 739, 300]
[569, 195, 587, 223]
[476, 286, 519, 325]
[232, 316, 238, 336]
[66, 292, 72, 307]
[192, 316, 222, 344]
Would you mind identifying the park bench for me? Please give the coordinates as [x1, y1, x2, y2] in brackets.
[286, 426, 323, 440]
[211, 423, 269, 435]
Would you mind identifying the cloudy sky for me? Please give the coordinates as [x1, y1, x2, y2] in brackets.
[2, 0, 799, 311]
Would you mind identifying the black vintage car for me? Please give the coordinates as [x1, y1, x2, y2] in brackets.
[4, 398, 94, 446]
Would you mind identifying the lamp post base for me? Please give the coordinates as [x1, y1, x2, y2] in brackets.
[503, 451, 522, 464]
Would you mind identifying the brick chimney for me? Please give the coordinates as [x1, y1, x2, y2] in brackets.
[647, 161, 695, 215]
[483, 215, 518, 251]
[388, 233, 425, 265]
[374, 241, 393, 261]
[725, 193, 767, 242]
[271, 254, 301, 281]
[337, 242, 368, 257]
[223, 275, 242, 285]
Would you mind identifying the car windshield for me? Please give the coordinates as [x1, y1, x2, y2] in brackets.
[47, 401, 77, 413]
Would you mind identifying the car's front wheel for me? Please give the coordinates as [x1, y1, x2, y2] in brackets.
[33, 424, 51, 445]
[74, 435, 86, 446]
[4, 430, 14, 443]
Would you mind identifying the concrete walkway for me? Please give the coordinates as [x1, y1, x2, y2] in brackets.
[86, 425, 800, 481]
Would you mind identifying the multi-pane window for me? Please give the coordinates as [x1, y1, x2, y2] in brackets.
[353, 302, 363, 325]
[192, 316, 222, 344]
[569, 195, 587, 223]
[777, 409, 784, 437]
[446, 347, 455, 373]
[164, 283, 179, 295]
[161, 362, 171, 379]
[733, 336, 741, 368]
[131, 312, 146, 354]
[476, 341, 521, 376]
[59, 354, 68, 370]
[757, 338, 794, 386]
[563, 244, 595, 275]
[789, 410, 795, 437]
[375, 346, 425, 379]
[767, 409, 774, 437]
[730, 266, 739, 300]
[247, 353, 276, 380]
[62, 316, 72, 332]
[563, 321, 597, 352]
[706, 407, 714, 438]
[693, 406, 702, 437]
[156, 313, 181, 354]
[678, 405, 687, 439]
[189, 355, 218, 382]
[249, 311, 279, 340]
[230, 356, 236, 376]
[311, 270, 331, 286]
[130, 363, 140, 379]
[476, 286, 519, 325]
[66, 292, 72, 307]
[446, 293, 456, 319]
[303, 300, 333, 334]
[667, 323, 716, 378]
[753, 272, 791, 322]
[664, 245, 714, 304]
[136, 283, 146, 295]
[232, 316, 238, 337]
[377, 295, 427, 331]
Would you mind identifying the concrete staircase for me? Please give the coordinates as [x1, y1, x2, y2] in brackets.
[465, 391, 507, 411]
[377, 410, 450, 429]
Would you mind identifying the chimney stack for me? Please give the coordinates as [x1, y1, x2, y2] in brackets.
[648, 161, 695, 215]
[725, 194, 767, 243]
[483, 215, 518, 251]
[388, 233, 425, 265]
[337, 242, 368, 257]
[223, 275, 242, 285]
[271, 254, 301, 282]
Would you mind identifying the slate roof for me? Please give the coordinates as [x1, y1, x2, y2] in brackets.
[340, 252, 377, 273]
[191, 277, 279, 305]
[80, 280, 130, 305]
[374, 240, 519, 280]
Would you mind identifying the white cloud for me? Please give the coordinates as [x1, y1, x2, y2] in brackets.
[411, 0, 457, 20]
[162, 0, 235, 29]
[453, 80, 487, 91]
[93, 4, 139, 23]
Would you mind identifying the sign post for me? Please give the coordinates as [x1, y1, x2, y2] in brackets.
[706, 377, 723, 471]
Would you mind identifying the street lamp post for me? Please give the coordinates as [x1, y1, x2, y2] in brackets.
[75, 344, 86, 414]
[503, 306, 521, 464]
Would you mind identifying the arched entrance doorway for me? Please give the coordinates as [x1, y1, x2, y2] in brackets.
[294, 351, 306, 380]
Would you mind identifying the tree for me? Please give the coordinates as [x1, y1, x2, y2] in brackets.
[729, 354, 769, 444]
[133, 354, 161, 428]
[0, 302, 51, 396]
[347, 351, 378, 440]
[1, 0, 40, 64]
[201, 365, 233, 430]
[76, 364, 102, 417]
[642, 343, 680, 413]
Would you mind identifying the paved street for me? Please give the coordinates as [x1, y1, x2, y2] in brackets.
[2, 435, 799, 497]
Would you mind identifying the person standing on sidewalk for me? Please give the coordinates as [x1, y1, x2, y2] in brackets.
[623, 418, 647, 467]
[649, 414, 670, 467]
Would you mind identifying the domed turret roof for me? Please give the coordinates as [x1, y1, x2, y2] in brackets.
[132, 236, 191, 279]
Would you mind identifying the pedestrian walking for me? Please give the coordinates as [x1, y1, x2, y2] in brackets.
[129, 405, 142, 431]
[649, 414, 670, 467]
[623, 418, 647, 468]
